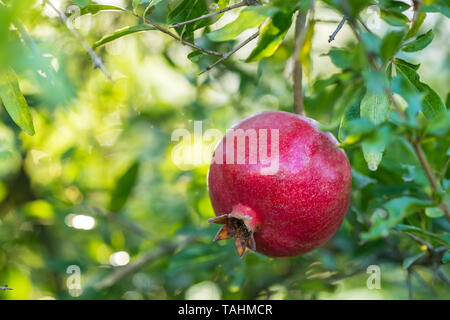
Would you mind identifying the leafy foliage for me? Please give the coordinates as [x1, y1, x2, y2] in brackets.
[0, 0, 448, 300]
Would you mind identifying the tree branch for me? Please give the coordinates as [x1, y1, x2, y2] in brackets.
[169, 0, 260, 29]
[328, 16, 346, 43]
[406, 232, 432, 251]
[94, 236, 196, 290]
[293, 10, 307, 114]
[133, 12, 224, 57]
[91, 206, 152, 240]
[199, 30, 260, 75]
[43, 0, 113, 81]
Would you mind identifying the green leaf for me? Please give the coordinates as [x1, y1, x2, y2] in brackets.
[363, 70, 388, 94]
[360, 91, 390, 171]
[80, 4, 127, 16]
[446, 92, 450, 109]
[351, 169, 376, 189]
[0, 68, 35, 135]
[362, 126, 391, 171]
[167, 0, 199, 24]
[405, 12, 425, 40]
[187, 50, 203, 62]
[402, 252, 426, 269]
[381, 29, 405, 61]
[73, 0, 91, 6]
[425, 207, 445, 218]
[338, 118, 376, 147]
[328, 48, 353, 69]
[320, 81, 364, 131]
[299, 20, 315, 81]
[206, 6, 279, 42]
[147, 0, 166, 9]
[401, 164, 428, 186]
[396, 224, 450, 246]
[192, 0, 231, 29]
[93, 25, 156, 49]
[246, 10, 293, 62]
[132, 0, 142, 9]
[402, 29, 434, 52]
[168, 0, 209, 40]
[361, 32, 382, 55]
[338, 103, 360, 142]
[140, 0, 167, 17]
[108, 161, 140, 212]
[394, 58, 446, 120]
[379, 0, 410, 13]
[380, 8, 409, 26]
[361, 197, 430, 241]
[394, 57, 420, 71]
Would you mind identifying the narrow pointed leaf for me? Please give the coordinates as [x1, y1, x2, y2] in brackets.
[394, 58, 445, 120]
[93, 25, 156, 49]
[246, 10, 292, 62]
[108, 161, 140, 212]
[0, 68, 35, 135]
[396, 224, 450, 246]
[405, 12, 425, 40]
[206, 6, 279, 42]
[361, 197, 430, 241]
[360, 92, 390, 171]
[381, 29, 405, 61]
[402, 29, 434, 52]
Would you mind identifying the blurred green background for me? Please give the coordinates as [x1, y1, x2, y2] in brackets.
[0, 0, 449, 299]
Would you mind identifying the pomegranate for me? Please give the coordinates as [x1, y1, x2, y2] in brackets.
[207, 111, 352, 257]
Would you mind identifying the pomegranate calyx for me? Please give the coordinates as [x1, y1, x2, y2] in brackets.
[208, 213, 256, 258]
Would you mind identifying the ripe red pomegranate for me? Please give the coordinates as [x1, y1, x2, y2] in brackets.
[207, 111, 352, 258]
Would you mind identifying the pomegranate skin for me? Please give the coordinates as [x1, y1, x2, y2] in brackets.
[207, 111, 352, 257]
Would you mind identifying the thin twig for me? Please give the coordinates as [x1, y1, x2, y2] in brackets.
[406, 269, 413, 300]
[438, 157, 449, 182]
[406, 232, 432, 250]
[328, 16, 346, 43]
[358, 17, 372, 33]
[92, 206, 152, 240]
[94, 236, 196, 290]
[411, 0, 421, 26]
[436, 269, 450, 286]
[410, 268, 436, 295]
[43, 0, 113, 81]
[411, 140, 450, 221]
[169, 0, 259, 29]
[199, 30, 260, 75]
[314, 19, 343, 24]
[292, 10, 308, 114]
[133, 12, 224, 57]
[338, 0, 360, 41]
